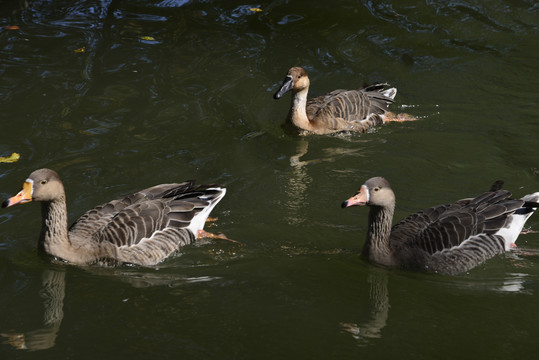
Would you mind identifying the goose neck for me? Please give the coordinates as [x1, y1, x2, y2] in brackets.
[364, 205, 395, 265]
[40, 197, 71, 256]
[288, 88, 312, 130]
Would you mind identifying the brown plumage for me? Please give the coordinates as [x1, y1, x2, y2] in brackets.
[273, 67, 396, 134]
[2, 168, 226, 266]
[342, 177, 539, 275]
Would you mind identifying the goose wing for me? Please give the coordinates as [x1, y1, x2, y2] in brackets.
[69, 182, 224, 248]
[306, 84, 394, 124]
[390, 189, 524, 254]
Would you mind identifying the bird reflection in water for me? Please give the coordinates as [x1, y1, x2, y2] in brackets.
[338, 261, 535, 346]
[1, 265, 223, 351]
[283, 140, 312, 225]
[2, 269, 65, 351]
[340, 268, 389, 345]
[284, 138, 366, 226]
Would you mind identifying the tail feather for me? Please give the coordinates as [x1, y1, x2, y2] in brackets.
[381, 88, 397, 100]
[187, 187, 226, 235]
[496, 192, 539, 249]
[361, 83, 397, 101]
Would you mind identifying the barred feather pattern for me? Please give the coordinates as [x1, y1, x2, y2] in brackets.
[273, 67, 395, 134]
[66, 181, 225, 266]
[426, 234, 505, 275]
[7, 169, 226, 267]
[345, 176, 539, 275]
[306, 85, 393, 133]
[392, 190, 522, 249]
[391, 189, 534, 273]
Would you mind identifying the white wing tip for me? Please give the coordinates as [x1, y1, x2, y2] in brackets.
[382, 87, 397, 100]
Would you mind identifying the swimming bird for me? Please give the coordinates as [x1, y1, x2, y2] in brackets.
[342, 177, 539, 275]
[273, 66, 398, 135]
[2, 168, 226, 266]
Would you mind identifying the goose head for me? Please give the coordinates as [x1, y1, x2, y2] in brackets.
[3, 168, 65, 207]
[342, 177, 395, 209]
[273, 66, 310, 99]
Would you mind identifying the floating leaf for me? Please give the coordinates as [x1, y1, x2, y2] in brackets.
[74, 46, 86, 53]
[5, 25, 20, 30]
[139, 36, 156, 41]
[249, 8, 263, 12]
[0, 153, 20, 163]
[1, 332, 27, 350]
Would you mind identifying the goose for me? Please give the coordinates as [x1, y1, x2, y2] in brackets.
[273, 66, 400, 135]
[2, 168, 226, 266]
[341, 177, 539, 275]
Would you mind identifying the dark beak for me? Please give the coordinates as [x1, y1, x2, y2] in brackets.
[273, 75, 294, 99]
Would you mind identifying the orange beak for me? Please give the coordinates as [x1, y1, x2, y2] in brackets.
[341, 185, 369, 208]
[2, 181, 33, 208]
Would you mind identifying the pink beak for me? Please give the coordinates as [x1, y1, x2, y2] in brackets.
[342, 185, 369, 208]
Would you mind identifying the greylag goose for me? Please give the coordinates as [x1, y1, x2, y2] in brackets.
[2, 168, 226, 266]
[273, 67, 399, 135]
[342, 177, 539, 275]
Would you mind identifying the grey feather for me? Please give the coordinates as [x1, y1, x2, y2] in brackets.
[3, 169, 226, 266]
[273, 67, 396, 135]
[343, 177, 539, 275]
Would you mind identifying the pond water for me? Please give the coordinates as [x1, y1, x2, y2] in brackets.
[1, 0, 538, 358]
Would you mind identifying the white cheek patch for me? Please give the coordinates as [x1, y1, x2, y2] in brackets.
[362, 185, 370, 203]
[26, 179, 34, 196]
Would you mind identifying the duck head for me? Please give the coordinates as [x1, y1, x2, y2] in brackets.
[273, 66, 310, 99]
[342, 177, 395, 208]
[3, 168, 65, 207]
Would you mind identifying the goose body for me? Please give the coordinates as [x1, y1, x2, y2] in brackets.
[273, 67, 396, 135]
[342, 177, 539, 275]
[2, 169, 226, 266]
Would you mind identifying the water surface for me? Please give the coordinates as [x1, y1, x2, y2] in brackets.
[1, 0, 538, 358]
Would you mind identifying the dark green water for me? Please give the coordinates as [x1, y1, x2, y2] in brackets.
[1, 0, 538, 358]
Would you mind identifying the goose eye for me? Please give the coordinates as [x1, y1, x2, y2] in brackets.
[373, 187, 380, 192]
[40, 180, 47, 185]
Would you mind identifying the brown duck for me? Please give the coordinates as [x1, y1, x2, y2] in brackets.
[3, 168, 226, 266]
[273, 66, 400, 135]
[342, 177, 539, 275]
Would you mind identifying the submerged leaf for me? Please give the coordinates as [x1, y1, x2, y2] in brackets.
[5, 25, 20, 30]
[139, 36, 156, 41]
[74, 46, 86, 53]
[249, 8, 263, 12]
[0, 153, 20, 163]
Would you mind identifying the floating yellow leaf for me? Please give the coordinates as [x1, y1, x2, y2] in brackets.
[139, 36, 156, 41]
[249, 8, 263, 12]
[74, 46, 86, 53]
[1, 332, 26, 350]
[0, 153, 20, 163]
